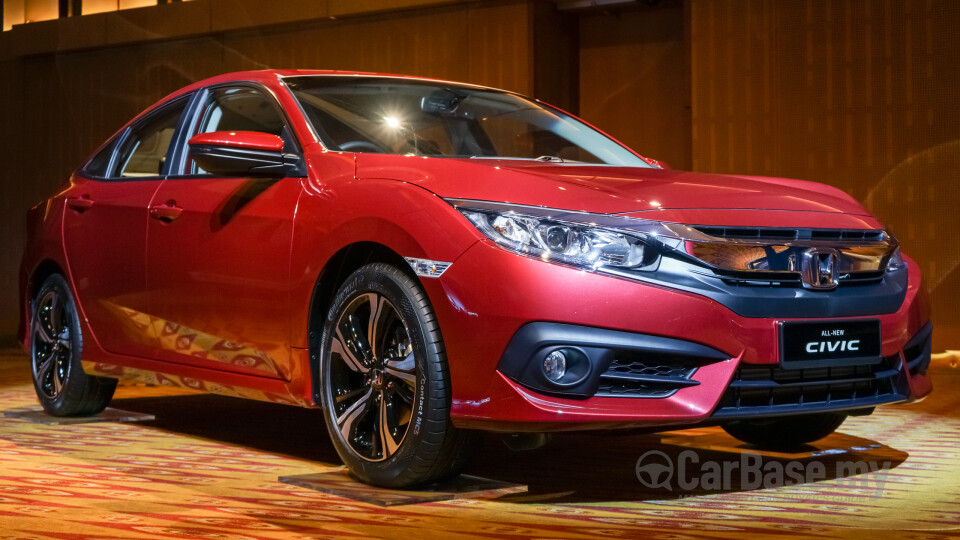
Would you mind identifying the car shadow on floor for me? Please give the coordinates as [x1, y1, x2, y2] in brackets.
[475, 430, 908, 503]
[112, 393, 343, 464]
[112, 393, 909, 504]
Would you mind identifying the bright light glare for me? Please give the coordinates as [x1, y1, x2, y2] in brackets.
[384, 116, 401, 128]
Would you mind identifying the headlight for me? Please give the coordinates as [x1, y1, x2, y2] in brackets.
[885, 247, 905, 272]
[458, 208, 658, 272]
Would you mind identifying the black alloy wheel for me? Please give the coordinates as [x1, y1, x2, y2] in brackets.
[30, 274, 116, 416]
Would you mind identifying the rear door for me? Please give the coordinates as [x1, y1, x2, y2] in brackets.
[61, 97, 190, 359]
[144, 84, 303, 379]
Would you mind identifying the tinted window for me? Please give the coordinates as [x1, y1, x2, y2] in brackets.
[84, 140, 116, 178]
[113, 101, 187, 178]
[187, 86, 290, 174]
[197, 87, 286, 135]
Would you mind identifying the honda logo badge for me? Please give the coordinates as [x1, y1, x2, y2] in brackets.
[801, 248, 839, 290]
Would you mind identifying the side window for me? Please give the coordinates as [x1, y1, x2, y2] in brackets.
[112, 101, 187, 178]
[83, 140, 116, 178]
[188, 86, 291, 175]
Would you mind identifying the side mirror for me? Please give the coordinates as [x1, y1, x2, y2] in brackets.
[188, 131, 302, 178]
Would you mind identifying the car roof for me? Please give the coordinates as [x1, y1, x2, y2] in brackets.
[168, 69, 509, 100]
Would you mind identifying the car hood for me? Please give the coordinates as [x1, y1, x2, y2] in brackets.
[353, 155, 881, 228]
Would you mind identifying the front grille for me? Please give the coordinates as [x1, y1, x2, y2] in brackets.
[707, 269, 884, 288]
[595, 355, 703, 398]
[712, 271, 803, 288]
[712, 358, 908, 418]
[838, 270, 885, 285]
[694, 226, 886, 242]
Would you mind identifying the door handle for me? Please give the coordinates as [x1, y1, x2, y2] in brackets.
[149, 201, 183, 223]
[66, 196, 94, 213]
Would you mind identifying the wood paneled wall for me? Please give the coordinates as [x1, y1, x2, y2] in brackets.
[0, 58, 25, 344]
[219, 3, 533, 94]
[579, 0, 691, 170]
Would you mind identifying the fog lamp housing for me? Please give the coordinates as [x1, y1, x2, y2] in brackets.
[539, 347, 590, 387]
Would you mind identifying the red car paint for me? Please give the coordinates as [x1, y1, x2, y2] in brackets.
[189, 131, 286, 152]
[19, 70, 931, 431]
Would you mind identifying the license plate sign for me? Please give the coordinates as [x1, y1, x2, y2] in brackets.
[779, 320, 881, 368]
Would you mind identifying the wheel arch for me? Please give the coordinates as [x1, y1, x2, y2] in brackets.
[29, 259, 67, 298]
[19, 259, 69, 348]
[305, 241, 418, 405]
[291, 179, 481, 406]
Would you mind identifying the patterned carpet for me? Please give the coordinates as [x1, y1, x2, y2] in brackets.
[0, 350, 958, 539]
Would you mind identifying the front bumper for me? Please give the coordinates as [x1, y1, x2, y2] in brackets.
[423, 240, 932, 432]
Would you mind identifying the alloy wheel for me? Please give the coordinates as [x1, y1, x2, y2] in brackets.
[32, 289, 73, 399]
[329, 292, 418, 462]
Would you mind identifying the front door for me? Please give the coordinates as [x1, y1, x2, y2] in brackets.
[144, 85, 301, 379]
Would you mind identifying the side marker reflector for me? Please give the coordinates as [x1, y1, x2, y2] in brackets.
[404, 257, 452, 278]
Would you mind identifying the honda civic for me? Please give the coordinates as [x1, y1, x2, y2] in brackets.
[19, 70, 932, 487]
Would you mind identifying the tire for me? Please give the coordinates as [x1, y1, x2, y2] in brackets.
[722, 413, 847, 449]
[30, 274, 117, 416]
[318, 263, 478, 488]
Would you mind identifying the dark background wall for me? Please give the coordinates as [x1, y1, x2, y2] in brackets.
[1, 0, 957, 351]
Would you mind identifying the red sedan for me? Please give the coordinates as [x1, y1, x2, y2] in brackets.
[19, 70, 932, 487]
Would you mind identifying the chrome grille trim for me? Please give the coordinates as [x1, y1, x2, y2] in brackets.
[693, 226, 887, 243]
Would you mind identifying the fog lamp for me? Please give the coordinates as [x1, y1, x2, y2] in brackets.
[543, 350, 567, 382]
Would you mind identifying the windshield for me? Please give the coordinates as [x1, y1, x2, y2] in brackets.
[285, 76, 650, 166]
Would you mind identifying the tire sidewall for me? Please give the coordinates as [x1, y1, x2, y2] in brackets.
[318, 264, 444, 485]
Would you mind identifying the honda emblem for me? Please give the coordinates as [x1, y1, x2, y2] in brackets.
[800, 248, 840, 290]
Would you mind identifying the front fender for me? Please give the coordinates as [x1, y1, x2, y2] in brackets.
[288, 176, 482, 348]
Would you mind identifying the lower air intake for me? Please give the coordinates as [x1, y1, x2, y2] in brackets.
[712, 358, 908, 418]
